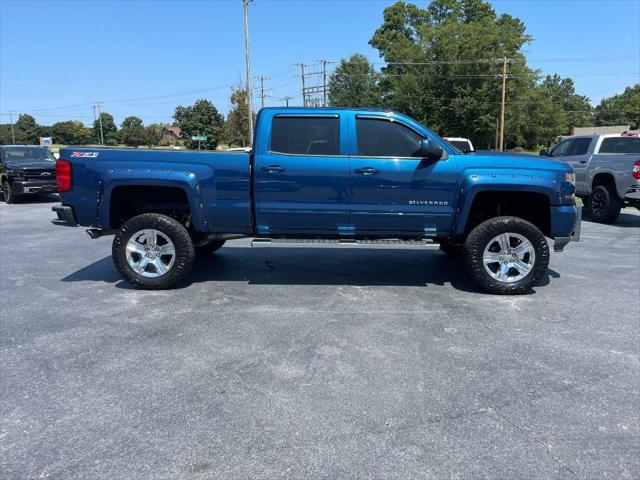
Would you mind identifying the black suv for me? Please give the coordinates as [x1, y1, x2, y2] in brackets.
[0, 146, 57, 203]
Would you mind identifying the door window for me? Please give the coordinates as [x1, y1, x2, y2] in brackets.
[550, 139, 573, 157]
[568, 138, 592, 156]
[270, 117, 340, 155]
[356, 118, 423, 157]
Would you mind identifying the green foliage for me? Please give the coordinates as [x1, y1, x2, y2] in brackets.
[594, 84, 640, 129]
[14, 114, 41, 144]
[0, 124, 16, 145]
[224, 86, 253, 147]
[92, 112, 119, 145]
[120, 116, 147, 147]
[328, 54, 382, 107]
[52, 120, 92, 145]
[144, 123, 164, 148]
[173, 99, 224, 150]
[370, 0, 536, 149]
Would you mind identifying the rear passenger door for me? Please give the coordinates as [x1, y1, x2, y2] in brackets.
[253, 113, 350, 234]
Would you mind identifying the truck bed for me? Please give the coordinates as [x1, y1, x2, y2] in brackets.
[59, 147, 252, 233]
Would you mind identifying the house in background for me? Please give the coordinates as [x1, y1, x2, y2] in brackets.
[572, 125, 631, 135]
[160, 126, 182, 145]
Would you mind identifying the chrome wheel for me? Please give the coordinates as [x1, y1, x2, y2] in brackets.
[126, 229, 176, 278]
[482, 232, 535, 284]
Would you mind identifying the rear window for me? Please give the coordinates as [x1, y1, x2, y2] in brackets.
[599, 137, 640, 154]
[270, 116, 340, 155]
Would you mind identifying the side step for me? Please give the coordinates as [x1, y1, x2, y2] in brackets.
[251, 238, 439, 249]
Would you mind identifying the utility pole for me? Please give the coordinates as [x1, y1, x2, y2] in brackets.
[280, 96, 294, 107]
[8, 110, 16, 144]
[94, 102, 104, 146]
[318, 59, 334, 106]
[499, 57, 508, 151]
[254, 75, 270, 109]
[296, 63, 308, 107]
[243, 0, 254, 146]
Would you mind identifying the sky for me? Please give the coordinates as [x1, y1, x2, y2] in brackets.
[1, 0, 639, 127]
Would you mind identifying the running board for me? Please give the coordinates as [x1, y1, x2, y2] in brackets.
[251, 238, 439, 249]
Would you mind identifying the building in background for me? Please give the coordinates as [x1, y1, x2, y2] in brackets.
[160, 126, 182, 145]
[572, 125, 631, 135]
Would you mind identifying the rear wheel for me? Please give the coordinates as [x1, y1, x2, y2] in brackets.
[463, 216, 549, 295]
[588, 184, 621, 224]
[112, 213, 195, 289]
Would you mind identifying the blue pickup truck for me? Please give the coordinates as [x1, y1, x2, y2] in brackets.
[52, 107, 579, 294]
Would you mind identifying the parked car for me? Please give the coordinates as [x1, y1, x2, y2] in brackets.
[444, 137, 475, 153]
[540, 134, 640, 223]
[52, 107, 579, 294]
[0, 145, 57, 203]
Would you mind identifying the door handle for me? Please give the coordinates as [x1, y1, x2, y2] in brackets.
[579, 160, 587, 164]
[261, 165, 285, 173]
[354, 167, 379, 176]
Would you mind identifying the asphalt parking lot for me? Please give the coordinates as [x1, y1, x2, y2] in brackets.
[1, 195, 639, 479]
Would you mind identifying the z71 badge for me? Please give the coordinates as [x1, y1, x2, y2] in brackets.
[409, 200, 449, 206]
[70, 152, 99, 158]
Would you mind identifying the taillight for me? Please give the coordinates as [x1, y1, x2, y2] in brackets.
[633, 160, 640, 180]
[56, 159, 72, 192]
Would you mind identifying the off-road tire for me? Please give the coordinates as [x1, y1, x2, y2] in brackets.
[112, 213, 195, 290]
[588, 184, 621, 224]
[439, 239, 463, 257]
[194, 239, 226, 257]
[2, 181, 15, 204]
[463, 216, 550, 295]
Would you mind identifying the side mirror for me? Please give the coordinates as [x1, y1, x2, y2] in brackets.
[420, 139, 444, 160]
[539, 148, 549, 156]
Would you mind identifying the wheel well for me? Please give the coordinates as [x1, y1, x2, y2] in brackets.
[592, 173, 615, 189]
[464, 191, 551, 237]
[109, 185, 191, 229]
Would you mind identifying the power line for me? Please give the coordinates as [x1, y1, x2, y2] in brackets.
[254, 75, 271, 109]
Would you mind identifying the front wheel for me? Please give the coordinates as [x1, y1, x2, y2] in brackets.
[463, 216, 550, 295]
[2, 181, 15, 204]
[112, 213, 195, 289]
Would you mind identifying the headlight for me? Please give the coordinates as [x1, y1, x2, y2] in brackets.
[564, 173, 575, 185]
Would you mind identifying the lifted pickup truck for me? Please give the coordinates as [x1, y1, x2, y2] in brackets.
[52, 108, 579, 294]
[541, 134, 640, 223]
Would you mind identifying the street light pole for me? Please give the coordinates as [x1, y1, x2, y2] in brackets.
[243, 0, 254, 146]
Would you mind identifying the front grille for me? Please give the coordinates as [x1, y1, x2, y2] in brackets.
[19, 169, 56, 180]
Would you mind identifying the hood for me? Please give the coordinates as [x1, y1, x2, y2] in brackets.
[5, 160, 56, 170]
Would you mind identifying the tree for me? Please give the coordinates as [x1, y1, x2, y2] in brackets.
[594, 84, 640, 129]
[120, 116, 146, 147]
[14, 114, 41, 144]
[92, 112, 119, 145]
[224, 85, 253, 147]
[0, 124, 15, 145]
[173, 99, 224, 150]
[52, 120, 92, 145]
[369, 0, 535, 149]
[328, 54, 382, 107]
[144, 123, 164, 148]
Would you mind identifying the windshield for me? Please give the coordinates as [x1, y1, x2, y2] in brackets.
[3, 147, 55, 162]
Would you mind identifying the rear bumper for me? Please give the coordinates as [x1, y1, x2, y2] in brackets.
[13, 180, 57, 194]
[51, 205, 77, 227]
[624, 184, 640, 203]
[551, 205, 581, 252]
